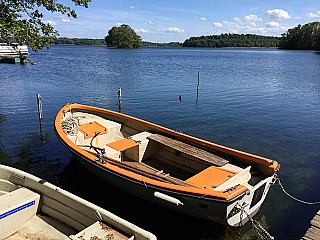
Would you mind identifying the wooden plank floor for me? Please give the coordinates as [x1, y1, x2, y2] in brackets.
[302, 210, 320, 240]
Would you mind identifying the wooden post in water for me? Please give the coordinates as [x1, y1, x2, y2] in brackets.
[36, 94, 43, 122]
[36, 93, 44, 141]
[118, 87, 122, 113]
[196, 69, 200, 101]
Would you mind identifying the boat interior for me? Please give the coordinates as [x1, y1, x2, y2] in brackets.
[62, 110, 267, 191]
[0, 171, 131, 239]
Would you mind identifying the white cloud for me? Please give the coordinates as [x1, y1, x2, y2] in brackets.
[199, 17, 206, 21]
[222, 21, 231, 26]
[148, 20, 154, 25]
[135, 28, 149, 33]
[60, 18, 70, 23]
[207, 14, 289, 36]
[266, 21, 280, 28]
[116, 22, 123, 26]
[163, 27, 185, 33]
[244, 15, 262, 22]
[249, 22, 257, 27]
[266, 9, 291, 20]
[43, 20, 57, 26]
[130, 6, 135, 9]
[307, 11, 320, 19]
[212, 22, 223, 28]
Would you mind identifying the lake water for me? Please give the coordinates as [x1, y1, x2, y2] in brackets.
[1, 45, 320, 239]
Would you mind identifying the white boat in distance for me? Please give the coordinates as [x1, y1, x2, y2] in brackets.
[0, 43, 28, 56]
[55, 103, 280, 227]
[0, 164, 156, 240]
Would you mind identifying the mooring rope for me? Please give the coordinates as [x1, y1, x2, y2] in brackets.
[275, 174, 320, 205]
[40, 96, 62, 109]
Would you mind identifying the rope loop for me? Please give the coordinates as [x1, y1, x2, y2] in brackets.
[61, 115, 79, 136]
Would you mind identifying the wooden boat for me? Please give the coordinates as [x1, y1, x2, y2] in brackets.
[0, 164, 156, 240]
[55, 103, 280, 227]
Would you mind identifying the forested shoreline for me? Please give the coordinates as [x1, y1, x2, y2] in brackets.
[54, 35, 279, 48]
[53, 38, 182, 47]
[54, 22, 320, 50]
[53, 38, 106, 45]
[182, 34, 280, 48]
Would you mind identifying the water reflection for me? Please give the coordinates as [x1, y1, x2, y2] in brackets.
[0, 114, 10, 165]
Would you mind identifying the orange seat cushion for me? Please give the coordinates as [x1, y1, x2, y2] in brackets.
[186, 166, 237, 188]
[107, 138, 139, 151]
[78, 121, 108, 139]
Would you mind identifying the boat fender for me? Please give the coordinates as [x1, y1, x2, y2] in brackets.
[154, 191, 183, 206]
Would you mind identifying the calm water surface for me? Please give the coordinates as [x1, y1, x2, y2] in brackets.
[1, 46, 320, 239]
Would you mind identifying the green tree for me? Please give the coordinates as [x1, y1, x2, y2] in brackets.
[0, 0, 91, 52]
[279, 22, 320, 50]
[105, 24, 142, 49]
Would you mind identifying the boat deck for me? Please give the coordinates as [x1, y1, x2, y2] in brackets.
[6, 214, 75, 239]
[122, 158, 196, 187]
[6, 214, 128, 240]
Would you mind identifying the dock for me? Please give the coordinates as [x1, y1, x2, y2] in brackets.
[302, 210, 320, 240]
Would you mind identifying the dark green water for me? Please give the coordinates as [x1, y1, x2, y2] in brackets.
[1, 46, 320, 239]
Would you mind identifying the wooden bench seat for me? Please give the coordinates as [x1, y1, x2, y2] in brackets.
[147, 134, 228, 167]
[78, 121, 108, 139]
[186, 166, 236, 188]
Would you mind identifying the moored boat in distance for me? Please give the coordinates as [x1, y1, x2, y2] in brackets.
[0, 43, 28, 57]
[55, 103, 280, 227]
[0, 43, 29, 63]
[0, 164, 156, 240]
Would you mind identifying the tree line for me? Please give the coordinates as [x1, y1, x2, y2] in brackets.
[183, 34, 280, 48]
[278, 22, 320, 50]
[143, 42, 182, 47]
[54, 38, 181, 47]
[54, 38, 106, 45]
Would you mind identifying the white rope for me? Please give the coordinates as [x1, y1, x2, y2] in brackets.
[61, 116, 79, 136]
[276, 175, 320, 205]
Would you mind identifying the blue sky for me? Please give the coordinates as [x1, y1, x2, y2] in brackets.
[45, 0, 320, 42]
